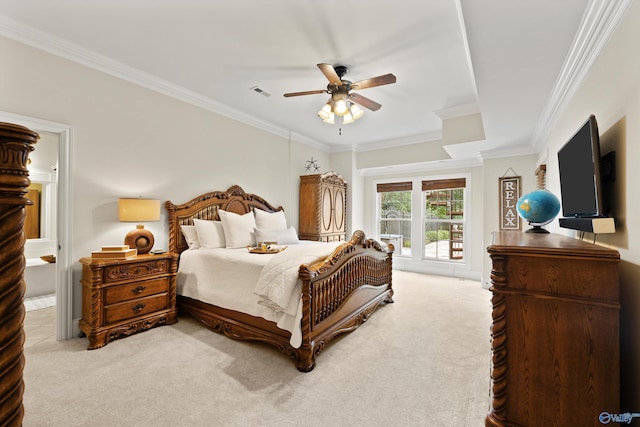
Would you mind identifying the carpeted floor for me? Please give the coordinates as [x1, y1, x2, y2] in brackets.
[22, 271, 492, 427]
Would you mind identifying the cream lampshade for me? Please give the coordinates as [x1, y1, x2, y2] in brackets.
[118, 198, 161, 254]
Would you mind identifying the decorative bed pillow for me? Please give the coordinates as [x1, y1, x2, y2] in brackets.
[254, 226, 299, 245]
[180, 225, 201, 249]
[219, 210, 257, 248]
[254, 209, 287, 230]
[193, 219, 226, 248]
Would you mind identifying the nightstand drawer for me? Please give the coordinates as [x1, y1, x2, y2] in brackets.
[103, 258, 170, 283]
[104, 277, 169, 305]
[104, 294, 168, 324]
[79, 253, 178, 349]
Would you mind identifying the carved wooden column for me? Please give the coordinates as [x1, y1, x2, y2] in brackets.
[0, 122, 39, 427]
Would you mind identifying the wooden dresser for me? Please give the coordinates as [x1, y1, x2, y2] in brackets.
[79, 252, 179, 349]
[486, 231, 620, 427]
[299, 172, 347, 242]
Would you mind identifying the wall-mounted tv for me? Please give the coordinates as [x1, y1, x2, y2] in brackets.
[557, 115, 606, 218]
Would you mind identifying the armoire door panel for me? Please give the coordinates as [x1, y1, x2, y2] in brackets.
[322, 186, 333, 232]
[299, 173, 347, 241]
[333, 186, 345, 232]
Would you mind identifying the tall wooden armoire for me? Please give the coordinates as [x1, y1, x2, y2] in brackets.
[299, 172, 347, 242]
[486, 231, 620, 427]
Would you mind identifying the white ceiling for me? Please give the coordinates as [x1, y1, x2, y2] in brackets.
[0, 0, 609, 158]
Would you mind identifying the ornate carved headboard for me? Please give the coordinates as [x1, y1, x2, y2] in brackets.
[165, 185, 283, 255]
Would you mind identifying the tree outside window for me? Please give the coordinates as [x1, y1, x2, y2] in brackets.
[424, 179, 465, 261]
[378, 182, 412, 256]
[377, 178, 466, 261]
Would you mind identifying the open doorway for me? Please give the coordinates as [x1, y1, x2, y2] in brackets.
[0, 111, 73, 340]
[24, 131, 59, 309]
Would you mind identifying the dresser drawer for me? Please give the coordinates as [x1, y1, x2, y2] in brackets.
[102, 258, 170, 283]
[104, 294, 168, 324]
[104, 277, 169, 305]
[79, 253, 178, 349]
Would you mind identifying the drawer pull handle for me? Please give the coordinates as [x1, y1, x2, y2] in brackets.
[132, 286, 146, 294]
[132, 303, 146, 313]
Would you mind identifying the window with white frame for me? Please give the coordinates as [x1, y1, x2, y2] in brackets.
[376, 177, 467, 263]
[423, 178, 466, 261]
[377, 182, 412, 256]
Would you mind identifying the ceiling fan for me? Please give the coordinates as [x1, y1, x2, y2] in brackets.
[283, 63, 396, 124]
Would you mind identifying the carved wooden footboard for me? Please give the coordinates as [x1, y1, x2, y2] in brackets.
[295, 230, 393, 371]
[166, 186, 394, 371]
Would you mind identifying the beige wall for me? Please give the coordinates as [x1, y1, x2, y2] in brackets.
[288, 142, 331, 233]
[329, 150, 361, 235]
[538, 1, 640, 410]
[0, 35, 325, 319]
[356, 140, 449, 170]
[481, 154, 538, 286]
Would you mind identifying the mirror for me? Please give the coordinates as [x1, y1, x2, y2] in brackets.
[25, 183, 43, 239]
[24, 131, 59, 259]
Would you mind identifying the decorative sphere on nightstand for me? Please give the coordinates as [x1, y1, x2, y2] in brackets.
[516, 189, 561, 233]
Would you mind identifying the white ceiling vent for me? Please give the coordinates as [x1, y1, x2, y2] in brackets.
[250, 86, 271, 97]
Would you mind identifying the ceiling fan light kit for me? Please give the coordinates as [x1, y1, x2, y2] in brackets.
[318, 96, 365, 125]
[284, 63, 396, 126]
[318, 103, 332, 120]
[333, 95, 349, 116]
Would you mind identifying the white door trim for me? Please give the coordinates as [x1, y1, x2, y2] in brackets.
[0, 111, 73, 340]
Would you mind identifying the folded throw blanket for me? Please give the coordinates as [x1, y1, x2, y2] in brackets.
[254, 241, 342, 314]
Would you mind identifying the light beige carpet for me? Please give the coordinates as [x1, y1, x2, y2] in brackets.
[22, 271, 492, 427]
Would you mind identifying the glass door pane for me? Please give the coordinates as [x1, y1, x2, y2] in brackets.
[379, 190, 411, 256]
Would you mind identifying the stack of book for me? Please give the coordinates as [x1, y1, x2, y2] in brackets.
[91, 245, 137, 259]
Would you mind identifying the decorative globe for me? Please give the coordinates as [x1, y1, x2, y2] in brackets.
[516, 190, 561, 233]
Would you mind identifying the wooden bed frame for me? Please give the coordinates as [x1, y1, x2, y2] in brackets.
[165, 185, 394, 372]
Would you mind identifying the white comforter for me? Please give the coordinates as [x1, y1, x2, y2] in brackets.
[254, 242, 342, 313]
[177, 241, 342, 348]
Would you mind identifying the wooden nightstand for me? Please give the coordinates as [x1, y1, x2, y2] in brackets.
[79, 252, 179, 349]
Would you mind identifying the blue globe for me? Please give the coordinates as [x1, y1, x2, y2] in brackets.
[516, 190, 561, 233]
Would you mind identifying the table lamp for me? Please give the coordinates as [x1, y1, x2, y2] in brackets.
[118, 198, 160, 254]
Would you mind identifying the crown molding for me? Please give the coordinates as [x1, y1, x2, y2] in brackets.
[0, 15, 332, 151]
[476, 143, 538, 161]
[531, 0, 632, 150]
[454, 0, 479, 103]
[289, 131, 331, 152]
[359, 157, 482, 177]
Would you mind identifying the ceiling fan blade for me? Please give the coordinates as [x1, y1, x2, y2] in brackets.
[349, 93, 382, 111]
[352, 73, 397, 90]
[283, 89, 327, 97]
[317, 63, 342, 85]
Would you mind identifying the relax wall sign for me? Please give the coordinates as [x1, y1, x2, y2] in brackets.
[499, 176, 521, 230]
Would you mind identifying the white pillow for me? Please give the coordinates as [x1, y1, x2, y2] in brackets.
[254, 226, 299, 245]
[180, 225, 200, 249]
[193, 219, 226, 249]
[219, 210, 257, 248]
[254, 209, 287, 230]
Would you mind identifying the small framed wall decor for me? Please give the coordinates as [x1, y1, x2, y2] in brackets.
[499, 175, 521, 230]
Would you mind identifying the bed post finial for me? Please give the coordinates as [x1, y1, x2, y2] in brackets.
[350, 230, 366, 245]
[226, 185, 247, 198]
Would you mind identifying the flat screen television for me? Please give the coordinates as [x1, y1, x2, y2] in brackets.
[557, 115, 606, 218]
